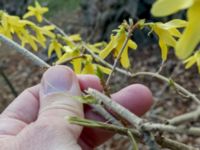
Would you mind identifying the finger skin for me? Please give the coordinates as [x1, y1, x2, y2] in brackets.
[0, 66, 153, 150]
[0, 75, 102, 136]
[0, 85, 40, 135]
[78, 75, 103, 92]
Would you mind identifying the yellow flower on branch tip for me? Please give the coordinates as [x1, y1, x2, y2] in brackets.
[146, 19, 187, 60]
[23, 1, 48, 22]
[100, 25, 137, 69]
[151, 0, 200, 59]
[17, 29, 38, 51]
[61, 34, 82, 48]
[81, 63, 111, 75]
[0, 13, 24, 39]
[81, 55, 111, 75]
[48, 40, 63, 58]
[57, 46, 83, 73]
[58, 51, 111, 75]
[31, 25, 55, 48]
[0, 15, 38, 50]
[184, 50, 200, 73]
[40, 25, 55, 38]
[86, 43, 101, 54]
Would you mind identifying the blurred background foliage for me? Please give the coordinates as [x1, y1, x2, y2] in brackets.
[0, 0, 186, 45]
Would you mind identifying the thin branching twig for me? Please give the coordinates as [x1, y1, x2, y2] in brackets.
[106, 22, 139, 86]
[83, 44, 200, 104]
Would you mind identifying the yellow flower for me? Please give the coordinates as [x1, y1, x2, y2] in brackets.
[48, 39, 63, 58]
[61, 34, 82, 48]
[0, 12, 39, 50]
[58, 48, 111, 75]
[81, 55, 111, 75]
[82, 63, 111, 75]
[23, 1, 48, 22]
[16, 28, 38, 51]
[184, 50, 200, 73]
[57, 46, 83, 73]
[32, 25, 55, 48]
[67, 34, 82, 42]
[151, 0, 200, 59]
[100, 25, 137, 68]
[85, 43, 103, 54]
[146, 19, 187, 60]
[0, 13, 24, 39]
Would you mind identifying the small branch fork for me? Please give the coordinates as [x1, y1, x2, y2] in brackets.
[69, 117, 196, 150]
[85, 88, 199, 150]
[83, 44, 200, 105]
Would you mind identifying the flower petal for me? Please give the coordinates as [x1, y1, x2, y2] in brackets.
[128, 39, 137, 50]
[157, 19, 187, 30]
[97, 65, 111, 75]
[100, 35, 116, 59]
[151, 0, 194, 17]
[159, 39, 168, 61]
[184, 55, 196, 69]
[72, 58, 82, 74]
[175, 1, 200, 59]
[120, 46, 130, 68]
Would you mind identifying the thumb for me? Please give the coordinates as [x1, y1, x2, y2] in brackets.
[38, 66, 84, 139]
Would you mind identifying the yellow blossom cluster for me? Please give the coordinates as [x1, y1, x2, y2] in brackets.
[1, 1, 200, 75]
[0, 2, 112, 75]
[151, 0, 200, 73]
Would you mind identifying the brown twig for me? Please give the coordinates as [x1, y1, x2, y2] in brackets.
[69, 117, 196, 150]
[88, 88, 200, 136]
[106, 22, 139, 86]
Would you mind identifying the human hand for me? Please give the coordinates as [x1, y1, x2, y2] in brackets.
[0, 66, 152, 150]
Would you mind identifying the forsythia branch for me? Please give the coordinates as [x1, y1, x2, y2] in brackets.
[87, 88, 143, 128]
[0, 34, 50, 68]
[131, 72, 200, 104]
[168, 106, 200, 125]
[87, 88, 200, 136]
[83, 43, 200, 105]
[69, 117, 196, 150]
